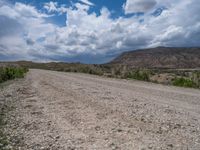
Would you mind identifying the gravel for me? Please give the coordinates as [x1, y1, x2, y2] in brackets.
[0, 69, 200, 150]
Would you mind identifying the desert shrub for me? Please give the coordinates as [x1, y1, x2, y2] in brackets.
[111, 68, 121, 76]
[172, 77, 197, 88]
[76, 65, 103, 75]
[125, 70, 150, 81]
[0, 67, 28, 83]
[88, 69, 103, 76]
[191, 71, 200, 88]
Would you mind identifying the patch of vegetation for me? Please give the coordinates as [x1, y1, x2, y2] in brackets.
[0, 67, 28, 83]
[192, 71, 200, 88]
[65, 65, 104, 76]
[125, 70, 151, 81]
[172, 77, 197, 88]
[1, 62, 200, 89]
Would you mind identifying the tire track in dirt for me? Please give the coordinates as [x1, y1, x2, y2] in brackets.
[2, 69, 200, 149]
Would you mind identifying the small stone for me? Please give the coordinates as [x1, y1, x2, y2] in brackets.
[117, 129, 123, 132]
[168, 144, 173, 148]
[95, 126, 101, 131]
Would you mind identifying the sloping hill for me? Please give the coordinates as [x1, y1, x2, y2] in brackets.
[110, 47, 200, 69]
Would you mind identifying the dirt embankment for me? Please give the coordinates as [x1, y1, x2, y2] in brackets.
[1, 69, 200, 149]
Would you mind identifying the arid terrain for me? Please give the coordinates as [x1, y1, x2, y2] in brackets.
[111, 47, 200, 69]
[1, 69, 200, 149]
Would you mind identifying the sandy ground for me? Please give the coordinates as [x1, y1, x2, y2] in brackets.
[1, 69, 200, 150]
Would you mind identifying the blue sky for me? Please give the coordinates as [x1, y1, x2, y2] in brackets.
[0, 0, 200, 63]
[8, 0, 128, 26]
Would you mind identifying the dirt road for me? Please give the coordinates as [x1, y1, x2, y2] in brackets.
[1, 69, 200, 149]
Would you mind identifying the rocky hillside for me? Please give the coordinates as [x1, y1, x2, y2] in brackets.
[110, 47, 200, 69]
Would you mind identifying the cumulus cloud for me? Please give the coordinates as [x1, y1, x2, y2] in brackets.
[44, 1, 58, 13]
[44, 1, 67, 14]
[124, 0, 157, 14]
[0, 2, 57, 61]
[0, 0, 200, 63]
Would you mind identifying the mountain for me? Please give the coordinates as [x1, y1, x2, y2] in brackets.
[110, 47, 200, 69]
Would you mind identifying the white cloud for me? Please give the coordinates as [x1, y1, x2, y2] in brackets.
[44, 1, 67, 14]
[15, 2, 49, 18]
[0, 2, 57, 61]
[124, 0, 157, 14]
[44, 1, 58, 13]
[0, 0, 200, 63]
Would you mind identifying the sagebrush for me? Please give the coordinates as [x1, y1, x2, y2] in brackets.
[0, 67, 28, 83]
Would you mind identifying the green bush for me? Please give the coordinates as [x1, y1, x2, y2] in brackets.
[0, 67, 28, 83]
[68, 65, 104, 76]
[173, 77, 197, 88]
[125, 70, 150, 81]
[192, 71, 200, 88]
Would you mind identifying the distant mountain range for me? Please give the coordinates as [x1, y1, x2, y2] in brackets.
[110, 47, 200, 69]
[1, 47, 200, 69]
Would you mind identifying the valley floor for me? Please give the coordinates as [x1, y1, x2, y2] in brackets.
[1, 69, 200, 149]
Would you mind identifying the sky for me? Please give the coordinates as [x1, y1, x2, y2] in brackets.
[0, 0, 200, 64]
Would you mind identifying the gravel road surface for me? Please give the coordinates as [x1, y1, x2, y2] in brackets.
[1, 69, 200, 150]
